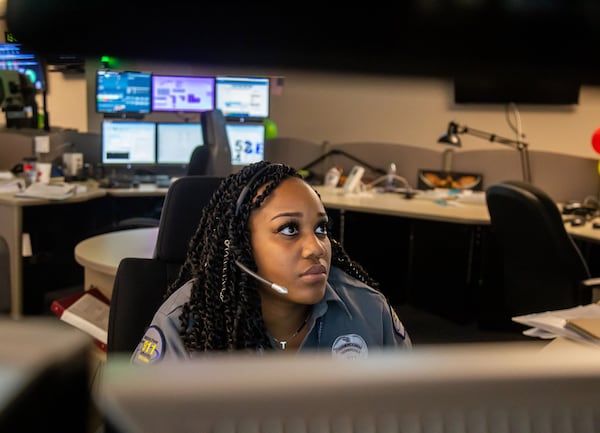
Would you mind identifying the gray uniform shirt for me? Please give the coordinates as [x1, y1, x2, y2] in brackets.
[132, 266, 411, 364]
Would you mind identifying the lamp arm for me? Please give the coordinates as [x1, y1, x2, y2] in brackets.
[461, 126, 528, 150]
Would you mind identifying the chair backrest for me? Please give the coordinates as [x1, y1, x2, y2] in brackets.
[186, 145, 211, 176]
[200, 109, 233, 177]
[484, 180, 591, 322]
[107, 175, 223, 355]
[154, 175, 224, 263]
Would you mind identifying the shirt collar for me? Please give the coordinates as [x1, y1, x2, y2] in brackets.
[312, 267, 353, 320]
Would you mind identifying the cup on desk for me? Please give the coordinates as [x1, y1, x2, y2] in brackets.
[22, 157, 37, 186]
[63, 152, 83, 177]
[36, 162, 52, 184]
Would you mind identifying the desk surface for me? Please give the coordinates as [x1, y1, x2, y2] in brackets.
[564, 221, 600, 244]
[314, 186, 491, 225]
[75, 227, 158, 276]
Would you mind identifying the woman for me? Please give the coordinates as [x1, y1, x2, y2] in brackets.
[132, 161, 411, 364]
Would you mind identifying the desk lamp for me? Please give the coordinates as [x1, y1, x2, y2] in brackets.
[438, 121, 531, 183]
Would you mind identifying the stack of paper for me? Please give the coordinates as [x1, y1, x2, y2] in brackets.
[15, 182, 76, 200]
[0, 178, 25, 193]
[513, 303, 600, 346]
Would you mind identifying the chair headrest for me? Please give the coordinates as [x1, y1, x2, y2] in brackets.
[154, 176, 223, 262]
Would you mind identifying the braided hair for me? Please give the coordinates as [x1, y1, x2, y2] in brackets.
[166, 161, 379, 353]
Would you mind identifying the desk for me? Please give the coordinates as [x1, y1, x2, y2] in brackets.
[68, 187, 600, 319]
[564, 221, 600, 244]
[0, 188, 106, 317]
[0, 182, 168, 317]
[74, 227, 158, 299]
[314, 186, 490, 225]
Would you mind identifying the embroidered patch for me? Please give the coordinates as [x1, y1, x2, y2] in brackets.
[132, 326, 165, 365]
[391, 306, 406, 339]
[331, 334, 368, 359]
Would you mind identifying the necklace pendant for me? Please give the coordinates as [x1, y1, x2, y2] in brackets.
[279, 341, 287, 350]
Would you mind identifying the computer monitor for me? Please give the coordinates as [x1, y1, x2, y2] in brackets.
[96, 70, 152, 115]
[225, 122, 265, 166]
[152, 74, 215, 113]
[215, 76, 270, 120]
[0, 43, 45, 92]
[156, 122, 203, 164]
[101, 120, 156, 165]
[0, 318, 92, 432]
[97, 342, 600, 433]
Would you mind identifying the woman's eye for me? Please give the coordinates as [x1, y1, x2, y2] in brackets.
[315, 222, 328, 235]
[279, 223, 299, 236]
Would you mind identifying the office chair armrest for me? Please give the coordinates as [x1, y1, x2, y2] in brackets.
[578, 277, 600, 304]
[581, 277, 600, 288]
[117, 217, 160, 229]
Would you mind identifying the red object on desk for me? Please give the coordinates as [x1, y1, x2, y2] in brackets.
[50, 286, 109, 352]
[591, 127, 600, 154]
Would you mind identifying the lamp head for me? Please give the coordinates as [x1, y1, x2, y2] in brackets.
[438, 121, 462, 147]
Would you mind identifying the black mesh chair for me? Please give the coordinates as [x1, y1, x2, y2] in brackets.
[186, 145, 211, 176]
[107, 175, 223, 355]
[482, 180, 600, 329]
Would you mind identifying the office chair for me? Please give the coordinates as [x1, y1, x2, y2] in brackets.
[482, 180, 600, 330]
[107, 175, 223, 355]
[186, 145, 211, 176]
[200, 109, 233, 177]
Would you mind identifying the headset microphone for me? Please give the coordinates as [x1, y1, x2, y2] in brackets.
[235, 261, 288, 294]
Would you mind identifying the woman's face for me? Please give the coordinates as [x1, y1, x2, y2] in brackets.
[248, 177, 332, 305]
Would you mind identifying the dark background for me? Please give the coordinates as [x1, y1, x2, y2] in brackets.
[6, 1, 600, 84]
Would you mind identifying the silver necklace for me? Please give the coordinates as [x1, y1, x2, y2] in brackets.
[271, 312, 311, 350]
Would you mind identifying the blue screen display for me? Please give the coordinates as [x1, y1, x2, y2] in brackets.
[96, 70, 152, 114]
[0, 43, 45, 91]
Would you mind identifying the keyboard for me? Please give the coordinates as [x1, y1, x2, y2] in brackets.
[133, 174, 168, 184]
[99, 174, 171, 189]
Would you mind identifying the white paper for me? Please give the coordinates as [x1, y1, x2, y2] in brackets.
[15, 182, 76, 200]
[513, 303, 600, 346]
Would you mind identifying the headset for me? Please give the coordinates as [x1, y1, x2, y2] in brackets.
[233, 163, 288, 294]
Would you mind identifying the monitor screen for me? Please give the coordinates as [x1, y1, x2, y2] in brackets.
[0, 43, 45, 91]
[156, 122, 203, 164]
[225, 122, 265, 166]
[98, 343, 600, 433]
[101, 120, 156, 165]
[152, 75, 215, 112]
[96, 70, 152, 114]
[215, 76, 270, 119]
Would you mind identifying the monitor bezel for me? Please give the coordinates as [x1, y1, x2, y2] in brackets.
[96, 69, 153, 115]
[0, 42, 46, 92]
[151, 74, 215, 113]
[101, 119, 157, 166]
[156, 121, 204, 165]
[225, 120, 266, 166]
[215, 76, 270, 120]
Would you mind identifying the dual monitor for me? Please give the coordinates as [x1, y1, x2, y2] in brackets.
[96, 70, 270, 119]
[101, 120, 265, 167]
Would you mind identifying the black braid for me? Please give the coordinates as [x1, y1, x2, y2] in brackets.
[165, 161, 380, 353]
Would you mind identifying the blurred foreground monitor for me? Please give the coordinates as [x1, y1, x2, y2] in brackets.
[98, 341, 600, 433]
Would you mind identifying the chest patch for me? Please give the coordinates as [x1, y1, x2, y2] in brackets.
[331, 334, 368, 359]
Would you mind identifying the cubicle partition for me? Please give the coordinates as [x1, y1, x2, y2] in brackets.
[266, 137, 600, 203]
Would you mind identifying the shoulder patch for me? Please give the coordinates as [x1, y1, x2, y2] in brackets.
[390, 306, 406, 339]
[132, 325, 165, 365]
[331, 334, 369, 359]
